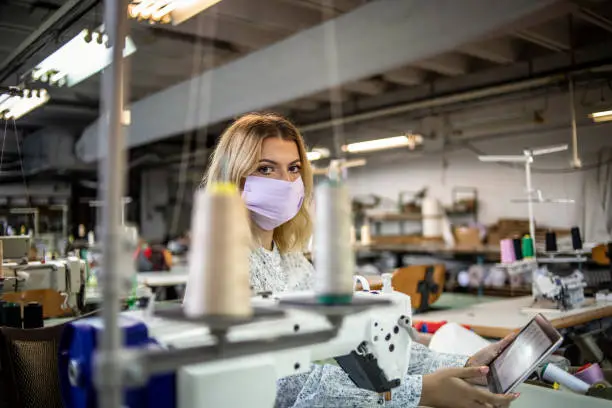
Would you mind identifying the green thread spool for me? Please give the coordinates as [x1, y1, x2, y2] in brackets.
[522, 234, 534, 258]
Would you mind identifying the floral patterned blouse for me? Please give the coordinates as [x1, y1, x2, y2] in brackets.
[249, 246, 468, 407]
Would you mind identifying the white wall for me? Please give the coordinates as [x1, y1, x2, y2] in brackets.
[137, 87, 612, 240]
[345, 123, 612, 235]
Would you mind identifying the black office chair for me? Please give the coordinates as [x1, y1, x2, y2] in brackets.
[0, 325, 65, 408]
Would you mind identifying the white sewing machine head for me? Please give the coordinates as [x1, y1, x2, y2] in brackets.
[1, 257, 86, 313]
[533, 268, 587, 310]
[129, 290, 413, 407]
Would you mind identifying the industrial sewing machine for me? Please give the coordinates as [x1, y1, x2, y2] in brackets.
[59, 290, 414, 408]
[1, 255, 86, 317]
[532, 267, 587, 310]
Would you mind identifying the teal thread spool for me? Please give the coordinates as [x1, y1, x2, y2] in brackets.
[522, 234, 534, 258]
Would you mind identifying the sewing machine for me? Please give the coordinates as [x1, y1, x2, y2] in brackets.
[1, 257, 86, 316]
[0, 235, 31, 261]
[59, 290, 414, 408]
[533, 268, 587, 310]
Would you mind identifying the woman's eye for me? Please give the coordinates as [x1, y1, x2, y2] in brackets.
[258, 166, 274, 175]
[289, 165, 301, 173]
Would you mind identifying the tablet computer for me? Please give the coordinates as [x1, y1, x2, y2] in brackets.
[487, 314, 563, 394]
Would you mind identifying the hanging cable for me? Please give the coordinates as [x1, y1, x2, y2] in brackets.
[0, 119, 8, 176]
[169, 7, 219, 237]
[322, 0, 347, 165]
[10, 119, 35, 228]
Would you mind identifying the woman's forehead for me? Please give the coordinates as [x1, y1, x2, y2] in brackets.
[260, 137, 300, 162]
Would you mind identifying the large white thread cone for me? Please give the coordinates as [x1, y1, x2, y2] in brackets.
[313, 179, 354, 299]
[184, 184, 252, 318]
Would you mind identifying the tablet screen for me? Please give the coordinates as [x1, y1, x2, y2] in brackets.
[490, 318, 554, 393]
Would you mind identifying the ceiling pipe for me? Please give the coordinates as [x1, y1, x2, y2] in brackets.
[0, 0, 93, 82]
[300, 60, 612, 135]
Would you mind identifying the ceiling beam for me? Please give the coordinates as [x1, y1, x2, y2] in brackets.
[276, 0, 361, 14]
[514, 21, 570, 52]
[281, 98, 320, 111]
[343, 79, 387, 96]
[76, 0, 561, 161]
[383, 67, 428, 87]
[459, 38, 518, 64]
[412, 53, 470, 76]
[211, 0, 324, 33]
[150, 13, 284, 51]
[307, 89, 352, 103]
[576, 8, 612, 34]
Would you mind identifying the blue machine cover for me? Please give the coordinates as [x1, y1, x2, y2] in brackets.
[58, 316, 176, 408]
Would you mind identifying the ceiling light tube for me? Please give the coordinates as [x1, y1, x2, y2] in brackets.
[478, 155, 529, 163]
[169, 0, 223, 24]
[0, 89, 50, 120]
[129, 0, 222, 25]
[589, 109, 612, 123]
[30, 28, 136, 88]
[307, 151, 322, 161]
[306, 147, 330, 161]
[342, 134, 423, 153]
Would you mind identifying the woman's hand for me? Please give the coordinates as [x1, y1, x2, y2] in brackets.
[465, 332, 517, 385]
[421, 366, 519, 408]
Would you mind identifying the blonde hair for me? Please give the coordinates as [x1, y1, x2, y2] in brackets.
[203, 112, 313, 253]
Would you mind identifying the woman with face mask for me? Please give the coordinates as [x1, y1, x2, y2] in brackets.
[201, 113, 519, 408]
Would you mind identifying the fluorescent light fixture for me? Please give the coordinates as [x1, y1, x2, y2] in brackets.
[478, 155, 529, 163]
[307, 151, 322, 161]
[0, 89, 49, 120]
[306, 147, 330, 161]
[342, 134, 423, 153]
[589, 109, 612, 123]
[343, 158, 367, 168]
[128, 0, 223, 25]
[31, 28, 137, 88]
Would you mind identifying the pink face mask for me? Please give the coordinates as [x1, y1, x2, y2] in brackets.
[242, 176, 305, 231]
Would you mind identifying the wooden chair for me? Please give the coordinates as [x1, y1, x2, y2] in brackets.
[356, 265, 446, 312]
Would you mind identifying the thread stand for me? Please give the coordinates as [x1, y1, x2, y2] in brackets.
[278, 294, 391, 316]
[98, 317, 343, 389]
[154, 306, 284, 330]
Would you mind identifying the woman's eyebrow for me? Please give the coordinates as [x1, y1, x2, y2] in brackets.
[259, 159, 278, 165]
[258, 159, 301, 165]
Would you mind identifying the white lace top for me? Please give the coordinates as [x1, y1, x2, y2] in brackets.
[249, 246, 468, 407]
[249, 245, 313, 293]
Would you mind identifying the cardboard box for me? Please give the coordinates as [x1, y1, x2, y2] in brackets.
[454, 227, 482, 246]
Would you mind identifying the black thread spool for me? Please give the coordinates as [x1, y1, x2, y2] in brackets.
[2, 303, 22, 328]
[545, 231, 558, 252]
[571, 226, 583, 250]
[513, 238, 523, 260]
[23, 302, 43, 329]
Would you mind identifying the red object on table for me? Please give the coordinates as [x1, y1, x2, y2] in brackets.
[413, 320, 472, 334]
